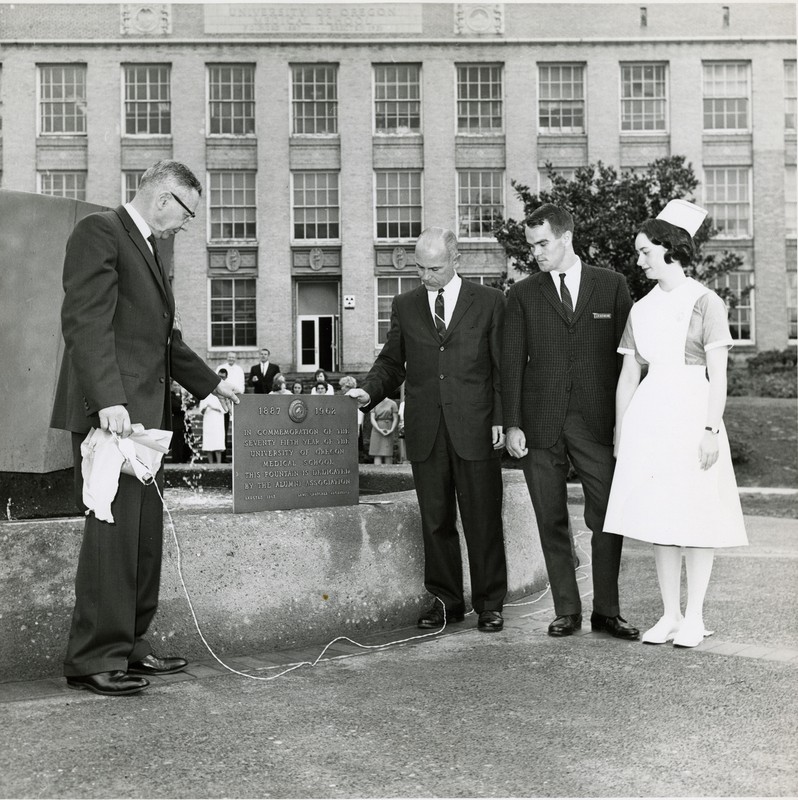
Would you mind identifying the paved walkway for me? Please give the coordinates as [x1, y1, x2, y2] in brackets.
[1, 512, 796, 798]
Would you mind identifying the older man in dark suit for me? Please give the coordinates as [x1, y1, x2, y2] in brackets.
[51, 160, 239, 695]
[502, 204, 638, 640]
[349, 227, 507, 632]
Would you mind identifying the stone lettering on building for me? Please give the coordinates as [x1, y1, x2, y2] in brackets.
[233, 394, 359, 513]
[205, 4, 423, 35]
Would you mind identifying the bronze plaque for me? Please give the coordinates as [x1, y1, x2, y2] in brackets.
[232, 394, 359, 513]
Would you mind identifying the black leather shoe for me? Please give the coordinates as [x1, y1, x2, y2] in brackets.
[548, 614, 582, 637]
[66, 671, 149, 696]
[590, 613, 640, 640]
[127, 654, 188, 676]
[477, 611, 504, 632]
[417, 604, 465, 629]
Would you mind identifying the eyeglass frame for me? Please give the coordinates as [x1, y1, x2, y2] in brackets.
[169, 191, 196, 220]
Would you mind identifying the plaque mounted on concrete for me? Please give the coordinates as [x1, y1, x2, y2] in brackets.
[232, 394, 359, 513]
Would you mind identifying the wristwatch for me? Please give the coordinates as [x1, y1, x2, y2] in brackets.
[704, 426, 720, 434]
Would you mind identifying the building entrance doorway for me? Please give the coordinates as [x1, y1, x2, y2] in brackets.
[296, 281, 339, 373]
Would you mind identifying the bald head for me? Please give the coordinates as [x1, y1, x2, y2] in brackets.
[415, 227, 459, 291]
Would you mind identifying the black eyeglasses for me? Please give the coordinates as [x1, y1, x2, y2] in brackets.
[170, 191, 196, 220]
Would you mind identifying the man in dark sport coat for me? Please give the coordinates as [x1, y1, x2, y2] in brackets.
[248, 348, 281, 394]
[348, 227, 507, 632]
[502, 204, 639, 640]
[50, 160, 240, 695]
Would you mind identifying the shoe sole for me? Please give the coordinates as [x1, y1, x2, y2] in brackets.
[67, 682, 148, 696]
[417, 615, 465, 629]
[547, 627, 580, 637]
[590, 625, 640, 639]
[478, 625, 504, 632]
[127, 666, 187, 676]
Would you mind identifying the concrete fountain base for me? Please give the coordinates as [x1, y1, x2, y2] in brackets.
[0, 468, 547, 683]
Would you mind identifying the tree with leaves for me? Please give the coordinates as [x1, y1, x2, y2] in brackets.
[493, 156, 743, 303]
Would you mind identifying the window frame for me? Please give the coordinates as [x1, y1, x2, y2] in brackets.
[708, 271, 755, 344]
[37, 63, 87, 136]
[537, 63, 586, 135]
[208, 276, 258, 350]
[372, 62, 422, 136]
[786, 60, 797, 132]
[122, 170, 145, 203]
[207, 170, 258, 243]
[38, 170, 87, 200]
[456, 169, 505, 241]
[373, 170, 423, 242]
[206, 63, 256, 138]
[703, 166, 753, 239]
[455, 63, 504, 135]
[290, 171, 341, 243]
[375, 275, 423, 346]
[619, 61, 668, 133]
[121, 63, 171, 137]
[702, 61, 751, 133]
[291, 63, 339, 136]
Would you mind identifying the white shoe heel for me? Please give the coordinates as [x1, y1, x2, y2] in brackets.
[673, 620, 714, 648]
[641, 616, 683, 644]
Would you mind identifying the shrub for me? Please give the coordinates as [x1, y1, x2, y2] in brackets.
[746, 348, 797, 375]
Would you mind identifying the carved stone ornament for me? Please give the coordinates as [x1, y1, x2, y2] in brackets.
[288, 399, 308, 424]
[225, 249, 241, 272]
[309, 247, 325, 271]
[120, 4, 172, 35]
[454, 4, 504, 35]
[391, 247, 407, 270]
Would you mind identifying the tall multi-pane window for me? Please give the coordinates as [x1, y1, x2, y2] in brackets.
[786, 61, 797, 131]
[375, 171, 422, 240]
[209, 171, 257, 240]
[124, 64, 171, 135]
[457, 64, 503, 133]
[786, 165, 797, 238]
[538, 64, 585, 134]
[709, 272, 754, 341]
[293, 172, 340, 240]
[39, 64, 86, 135]
[39, 171, 86, 200]
[123, 171, 144, 203]
[292, 64, 338, 135]
[704, 167, 751, 237]
[621, 63, 667, 131]
[457, 170, 504, 239]
[374, 64, 421, 134]
[376, 276, 422, 343]
[787, 271, 797, 341]
[702, 62, 750, 131]
[210, 278, 257, 348]
[208, 65, 255, 136]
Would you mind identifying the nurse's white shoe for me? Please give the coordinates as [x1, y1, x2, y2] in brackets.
[673, 619, 714, 648]
[641, 616, 683, 644]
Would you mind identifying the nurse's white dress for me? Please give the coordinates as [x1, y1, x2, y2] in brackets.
[604, 278, 747, 548]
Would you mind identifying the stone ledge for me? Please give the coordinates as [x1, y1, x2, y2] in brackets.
[0, 471, 545, 683]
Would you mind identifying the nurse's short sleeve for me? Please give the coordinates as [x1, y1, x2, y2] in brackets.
[617, 314, 636, 356]
[699, 291, 734, 351]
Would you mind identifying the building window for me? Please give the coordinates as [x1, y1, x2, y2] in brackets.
[210, 277, 257, 348]
[374, 63, 421, 134]
[787, 271, 797, 341]
[702, 62, 750, 132]
[208, 64, 255, 136]
[123, 64, 170, 136]
[292, 172, 340, 240]
[538, 64, 585, 134]
[292, 64, 337, 135]
[375, 171, 422, 240]
[704, 167, 751, 238]
[538, 168, 577, 193]
[786, 165, 797, 238]
[39, 171, 86, 200]
[709, 272, 754, 342]
[39, 64, 86, 135]
[376, 276, 422, 343]
[123, 171, 144, 203]
[621, 63, 667, 132]
[457, 64, 503, 133]
[457, 170, 504, 239]
[209, 171, 257, 241]
[786, 61, 797, 131]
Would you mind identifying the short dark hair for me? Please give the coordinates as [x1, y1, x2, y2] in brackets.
[525, 204, 574, 237]
[638, 218, 696, 267]
[139, 160, 202, 196]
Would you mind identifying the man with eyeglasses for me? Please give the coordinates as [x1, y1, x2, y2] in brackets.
[51, 160, 240, 696]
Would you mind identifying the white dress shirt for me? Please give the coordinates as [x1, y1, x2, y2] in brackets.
[124, 203, 153, 252]
[426, 273, 462, 329]
[550, 257, 583, 308]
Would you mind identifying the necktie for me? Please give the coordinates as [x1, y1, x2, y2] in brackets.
[559, 273, 574, 322]
[147, 234, 165, 280]
[434, 288, 446, 338]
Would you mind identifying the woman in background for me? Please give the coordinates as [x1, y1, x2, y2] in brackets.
[368, 395, 399, 465]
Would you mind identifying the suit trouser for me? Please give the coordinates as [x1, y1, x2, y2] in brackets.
[410, 415, 507, 614]
[521, 394, 624, 618]
[63, 433, 163, 677]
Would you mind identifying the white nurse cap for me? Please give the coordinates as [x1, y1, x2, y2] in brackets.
[656, 199, 708, 237]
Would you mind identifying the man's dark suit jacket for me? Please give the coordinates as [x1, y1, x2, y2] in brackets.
[50, 206, 220, 434]
[361, 280, 505, 462]
[501, 264, 632, 450]
[249, 362, 281, 394]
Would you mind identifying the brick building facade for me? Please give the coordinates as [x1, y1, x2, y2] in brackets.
[0, 2, 795, 374]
